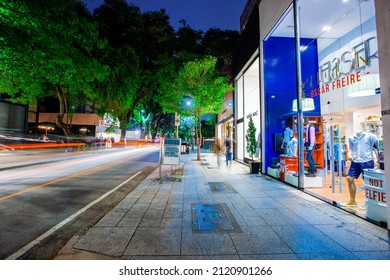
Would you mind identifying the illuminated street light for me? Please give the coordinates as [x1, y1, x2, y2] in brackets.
[38, 125, 55, 136]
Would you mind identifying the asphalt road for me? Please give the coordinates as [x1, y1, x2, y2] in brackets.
[0, 146, 160, 259]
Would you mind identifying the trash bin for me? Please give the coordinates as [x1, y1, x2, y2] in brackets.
[363, 168, 387, 224]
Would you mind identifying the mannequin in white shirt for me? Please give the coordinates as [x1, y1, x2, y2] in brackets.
[344, 130, 379, 207]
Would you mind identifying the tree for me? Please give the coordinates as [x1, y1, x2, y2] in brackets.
[176, 20, 204, 54]
[93, 0, 176, 140]
[178, 116, 195, 140]
[245, 116, 257, 161]
[0, 0, 108, 138]
[202, 28, 240, 77]
[156, 55, 233, 160]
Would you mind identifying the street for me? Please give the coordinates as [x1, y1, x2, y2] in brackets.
[0, 145, 160, 259]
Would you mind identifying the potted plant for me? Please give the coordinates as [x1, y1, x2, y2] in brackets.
[226, 122, 232, 138]
[246, 116, 260, 174]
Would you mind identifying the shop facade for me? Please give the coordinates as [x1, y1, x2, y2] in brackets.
[216, 90, 234, 155]
[233, 0, 390, 229]
[235, 57, 261, 163]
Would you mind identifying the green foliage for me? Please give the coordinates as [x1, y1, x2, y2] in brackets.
[0, 0, 108, 137]
[93, 2, 176, 139]
[1, 0, 107, 99]
[245, 116, 257, 161]
[201, 117, 216, 139]
[202, 28, 240, 76]
[156, 55, 232, 116]
[178, 116, 195, 140]
[0, 0, 239, 143]
[155, 55, 232, 160]
[226, 122, 232, 137]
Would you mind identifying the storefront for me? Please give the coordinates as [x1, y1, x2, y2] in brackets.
[235, 57, 261, 164]
[233, 0, 389, 229]
[216, 90, 234, 155]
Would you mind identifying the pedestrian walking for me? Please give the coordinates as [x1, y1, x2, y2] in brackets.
[214, 140, 222, 167]
[225, 137, 232, 167]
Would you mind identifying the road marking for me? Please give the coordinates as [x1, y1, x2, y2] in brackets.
[81, 156, 131, 175]
[0, 169, 90, 201]
[6, 171, 142, 260]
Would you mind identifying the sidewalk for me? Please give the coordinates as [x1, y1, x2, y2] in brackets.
[54, 151, 390, 260]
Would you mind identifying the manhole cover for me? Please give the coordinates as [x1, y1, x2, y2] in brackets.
[207, 182, 237, 193]
[191, 203, 241, 233]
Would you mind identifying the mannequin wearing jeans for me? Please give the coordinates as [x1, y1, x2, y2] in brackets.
[305, 123, 316, 177]
[281, 126, 293, 154]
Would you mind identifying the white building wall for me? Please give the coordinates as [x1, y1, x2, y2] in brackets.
[375, 0, 390, 230]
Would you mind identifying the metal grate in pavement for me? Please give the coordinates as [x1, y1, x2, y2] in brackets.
[191, 203, 242, 233]
[207, 182, 237, 193]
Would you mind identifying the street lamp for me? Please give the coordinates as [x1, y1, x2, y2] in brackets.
[38, 125, 54, 138]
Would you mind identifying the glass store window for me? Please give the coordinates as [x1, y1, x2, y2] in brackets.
[263, 0, 385, 224]
[243, 58, 260, 161]
[235, 59, 261, 163]
[236, 76, 244, 161]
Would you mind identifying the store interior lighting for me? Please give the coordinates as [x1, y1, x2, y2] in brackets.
[346, 73, 380, 97]
[292, 98, 315, 112]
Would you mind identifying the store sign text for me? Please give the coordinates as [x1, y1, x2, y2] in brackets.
[246, 110, 258, 119]
[365, 178, 386, 203]
[311, 71, 361, 97]
[310, 37, 378, 97]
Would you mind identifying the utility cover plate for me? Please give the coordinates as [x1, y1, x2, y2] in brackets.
[207, 182, 237, 193]
[191, 203, 241, 233]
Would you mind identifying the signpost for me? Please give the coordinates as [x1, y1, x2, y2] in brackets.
[174, 112, 180, 137]
[159, 138, 181, 179]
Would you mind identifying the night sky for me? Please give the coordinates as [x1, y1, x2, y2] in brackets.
[84, 0, 247, 31]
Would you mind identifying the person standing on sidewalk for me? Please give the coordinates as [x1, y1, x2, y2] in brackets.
[225, 137, 232, 166]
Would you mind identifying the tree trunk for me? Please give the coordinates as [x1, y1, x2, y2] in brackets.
[55, 86, 72, 141]
[197, 113, 202, 161]
[119, 111, 131, 142]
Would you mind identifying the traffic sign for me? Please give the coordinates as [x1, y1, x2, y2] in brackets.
[175, 112, 180, 127]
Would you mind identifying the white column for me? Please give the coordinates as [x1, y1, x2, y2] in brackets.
[375, 0, 390, 230]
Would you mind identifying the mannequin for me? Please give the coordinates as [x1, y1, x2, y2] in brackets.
[281, 125, 293, 154]
[286, 136, 298, 157]
[344, 130, 379, 207]
[305, 123, 316, 177]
